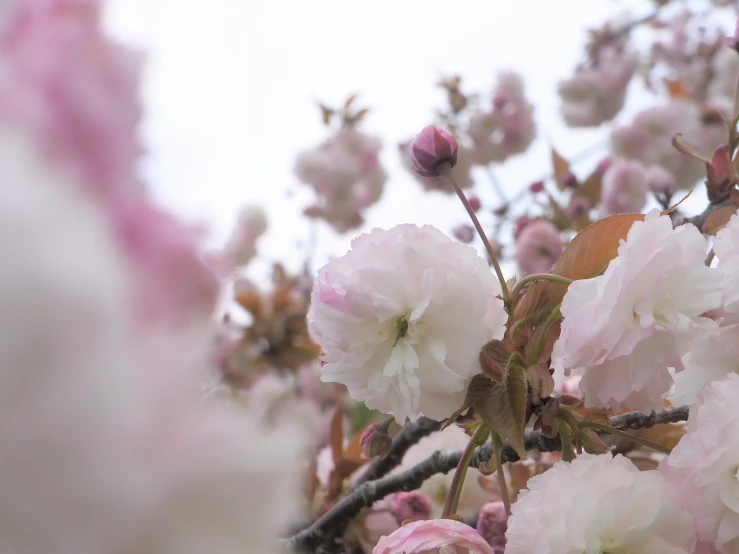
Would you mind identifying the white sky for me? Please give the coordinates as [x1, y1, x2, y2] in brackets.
[103, 0, 663, 279]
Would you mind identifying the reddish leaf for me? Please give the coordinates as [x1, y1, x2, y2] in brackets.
[574, 168, 603, 206]
[515, 213, 644, 323]
[703, 203, 739, 235]
[552, 148, 573, 190]
[526, 362, 554, 401]
[665, 79, 690, 99]
[329, 406, 344, 464]
[319, 103, 334, 126]
[479, 340, 511, 383]
[344, 94, 358, 109]
[334, 457, 369, 480]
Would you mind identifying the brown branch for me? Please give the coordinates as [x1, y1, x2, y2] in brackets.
[285, 405, 689, 553]
[351, 416, 442, 489]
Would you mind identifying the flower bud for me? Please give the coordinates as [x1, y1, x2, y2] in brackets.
[476, 501, 507, 552]
[361, 418, 393, 458]
[390, 491, 432, 525]
[706, 144, 738, 201]
[565, 195, 591, 221]
[452, 224, 474, 244]
[512, 216, 531, 239]
[467, 195, 482, 212]
[410, 125, 458, 177]
[529, 180, 545, 193]
[595, 158, 612, 176]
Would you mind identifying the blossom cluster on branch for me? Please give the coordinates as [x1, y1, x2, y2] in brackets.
[6, 0, 739, 553]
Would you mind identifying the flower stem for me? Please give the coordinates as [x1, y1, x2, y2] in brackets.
[441, 424, 489, 518]
[510, 273, 573, 304]
[492, 432, 512, 517]
[587, 422, 672, 454]
[439, 164, 510, 302]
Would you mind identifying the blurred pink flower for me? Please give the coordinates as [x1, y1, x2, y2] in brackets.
[565, 195, 591, 221]
[600, 159, 648, 215]
[559, 46, 638, 127]
[514, 219, 564, 276]
[661, 373, 739, 553]
[644, 164, 677, 194]
[552, 210, 723, 412]
[476, 501, 507, 553]
[611, 101, 726, 190]
[452, 223, 475, 243]
[209, 205, 267, 274]
[390, 491, 433, 525]
[373, 519, 493, 554]
[295, 128, 387, 233]
[468, 72, 535, 164]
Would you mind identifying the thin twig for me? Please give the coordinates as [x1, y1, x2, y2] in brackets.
[285, 405, 689, 552]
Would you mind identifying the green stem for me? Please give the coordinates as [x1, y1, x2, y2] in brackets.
[529, 304, 561, 364]
[587, 423, 671, 455]
[492, 432, 512, 517]
[510, 273, 572, 303]
[441, 425, 489, 518]
[439, 165, 510, 302]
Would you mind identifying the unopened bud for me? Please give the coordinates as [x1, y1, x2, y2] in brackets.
[476, 501, 508, 552]
[706, 144, 738, 201]
[452, 224, 475, 244]
[361, 418, 393, 458]
[595, 158, 612, 176]
[468, 195, 482, 212]
[512, 216, 531, 239]
[390, 491, 432, 525]
[410, 125, 458, 177]
[529, 180, 545, 193]
[565, 196, 591, 221]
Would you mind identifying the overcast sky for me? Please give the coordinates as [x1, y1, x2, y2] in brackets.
[103, 0, 669, 279]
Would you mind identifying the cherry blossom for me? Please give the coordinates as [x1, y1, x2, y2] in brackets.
[373, 519, 493, 554]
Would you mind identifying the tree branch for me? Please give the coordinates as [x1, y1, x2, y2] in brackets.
[673, 197, 734, 230]
[285, 405, 689, 553]
[351, 416, 441, 489]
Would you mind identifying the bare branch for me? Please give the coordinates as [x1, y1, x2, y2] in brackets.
[285, 405, 689, 553]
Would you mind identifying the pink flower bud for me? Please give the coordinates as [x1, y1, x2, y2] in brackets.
[512, 216, 531, 239]
[706, 144, 738, 200]
[596, 158, 612, 176]
[475, 501, 507, 552]
[529, 180, 545, 193]
[410, 125, 458, 177]
[452, 224, 475, 244]
[390, 491, 433, 525]
[468, 195, 482, 212]
[361, 419, 392, 458]
[565, 196, 591, 221]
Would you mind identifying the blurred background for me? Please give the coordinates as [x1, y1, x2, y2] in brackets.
[102, 0, 734, 280]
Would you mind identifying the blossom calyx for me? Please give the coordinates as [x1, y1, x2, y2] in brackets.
[410, 125, 458, 177]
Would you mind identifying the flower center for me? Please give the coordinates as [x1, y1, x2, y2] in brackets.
[392, 316, 409, 347]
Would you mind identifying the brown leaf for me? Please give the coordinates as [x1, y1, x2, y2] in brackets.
[527, 363, 555, 401]
[583, 407, 611, 426]
[665, 79, 690, 99]
[703, 203, 739, 235]
[635, 423, 686, 450]
[515, 213, 644, 324]
[344, 94, 358, 110]
[319, 103, 334, 126]
[575, 168, 603, 206]
[334, 456, 369, 480]
[471, 378, 526, 458]
[329, 406, 344, 464]
[479, 340, 512, 383]
[580, 429, 610, 454]
[628, 456, 660, 471]
[552, 147, 573, 190]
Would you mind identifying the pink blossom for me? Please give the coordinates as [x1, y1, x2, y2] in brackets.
[309, 224, 507, 424]
[210, 205, 267, 273]
[0, 0, 144, 195]
[559, 46, 638, 127]
[661, 373, 739, 553]
[390, 491, 433, 525]
[552, 210, 723, 412]
[452, 224, 475, 244]
[295, 128, 387, 233]
[600, 159, 648, 215]
[506, 454, 695, 553]
[475, 501, 507, 553]
[565, 195, 591, 221]
[644, 164, 677, 193]
[467, 72, 535, 164]
[373, 519, 493, 554]
[399, 140, 475, 193]
[514, 219, 564, 276]
[611, 101, 725, 190]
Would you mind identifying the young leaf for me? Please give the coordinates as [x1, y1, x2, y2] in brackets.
[703, 203, 739, 235]
[515, 213, 643, 323]
[526, 362, 555, 401]
[479, 340, 512, 383]
[552, 147, 573, 190]
[574, 168, 602, 206]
